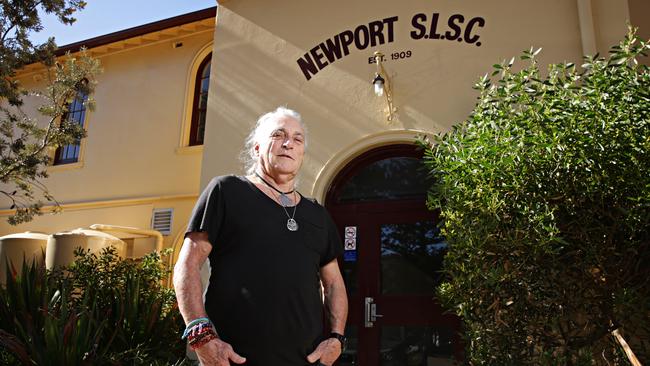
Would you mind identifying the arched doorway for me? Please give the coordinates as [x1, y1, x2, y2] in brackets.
[326, 144, 461, 366]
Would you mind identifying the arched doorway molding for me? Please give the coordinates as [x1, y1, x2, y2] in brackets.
[311, 129, 434, 202]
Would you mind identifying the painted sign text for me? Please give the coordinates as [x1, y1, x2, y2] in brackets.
[297, 12, 486, 81]
[297, 16, 399, 81]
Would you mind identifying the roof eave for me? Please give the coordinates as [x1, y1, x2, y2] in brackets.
[54, 6, 217, 56]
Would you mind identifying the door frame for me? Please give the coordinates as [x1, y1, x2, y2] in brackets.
[325, 144, 462, 365]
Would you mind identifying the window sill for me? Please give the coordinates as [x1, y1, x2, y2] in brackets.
[175, 145, 204, 155]
[48, 161, 84, 172]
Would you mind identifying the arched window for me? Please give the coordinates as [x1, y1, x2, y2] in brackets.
[53, 90, 88, 165]
[189, 53, 211, 146]
[326, 144, 433, 205]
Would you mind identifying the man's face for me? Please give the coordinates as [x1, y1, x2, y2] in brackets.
[255, 116, 305, 178]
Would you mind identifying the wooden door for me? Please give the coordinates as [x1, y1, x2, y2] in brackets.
[326, 145, 461, 366]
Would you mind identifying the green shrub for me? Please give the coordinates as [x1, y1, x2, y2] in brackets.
[0, 248, 187, 365]
[68, 247, 186, 363]
[0, 256, 106, 365]
[422, 28, 650, 365]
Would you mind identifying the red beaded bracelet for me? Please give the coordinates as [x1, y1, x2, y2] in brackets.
[189, 332, 218, 350]
[188, 329, 213, 345]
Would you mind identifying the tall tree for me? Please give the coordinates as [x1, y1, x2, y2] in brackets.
[0, 0, 100, 224]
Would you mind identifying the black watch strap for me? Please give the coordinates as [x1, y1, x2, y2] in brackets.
[329, 332, 346, 350]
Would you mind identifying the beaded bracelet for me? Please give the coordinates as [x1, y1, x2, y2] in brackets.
[185, 325, 211, 341]
[189, 332, 218, 350]
[182, 317, 212, 339]
[187, 326, 214, 344]
[188, 325, 218, 349]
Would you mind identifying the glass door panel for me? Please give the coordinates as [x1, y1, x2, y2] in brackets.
[380, 326, 455, 366]
[380, 221, 447, 295]
[341, 257, 359, 295]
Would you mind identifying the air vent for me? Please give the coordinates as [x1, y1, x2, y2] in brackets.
[151, 208, 173, 235]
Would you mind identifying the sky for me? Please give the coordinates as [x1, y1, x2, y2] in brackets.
[30, 0, 216, 46]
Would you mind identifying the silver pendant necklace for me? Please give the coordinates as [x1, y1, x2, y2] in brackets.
[286, 217, 299, 231]
[279, 191, 299, 231]
[255, 172, 299, 231]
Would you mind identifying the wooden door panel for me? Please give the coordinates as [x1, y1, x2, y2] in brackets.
[326, 145, 461, 365]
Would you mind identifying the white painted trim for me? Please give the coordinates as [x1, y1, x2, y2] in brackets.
[175, 145, 204, 155]
[0, 194, 197, 215]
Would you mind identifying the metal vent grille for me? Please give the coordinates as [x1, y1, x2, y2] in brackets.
[151, 208, 173, 235]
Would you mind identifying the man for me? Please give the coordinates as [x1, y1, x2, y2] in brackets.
[174, 107, 348, 366]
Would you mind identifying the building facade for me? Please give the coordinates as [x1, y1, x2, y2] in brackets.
[200, 1, 647, 363]
[2, 8, 216, 259]
[2, 1, 649, 364]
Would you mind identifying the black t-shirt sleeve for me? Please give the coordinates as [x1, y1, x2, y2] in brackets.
[186, 177, 225, 246]
[321, 210, 344, 266]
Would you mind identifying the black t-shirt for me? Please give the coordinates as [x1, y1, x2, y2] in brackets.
[186, 175, 343, 366]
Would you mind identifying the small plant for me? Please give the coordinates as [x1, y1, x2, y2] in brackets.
[422, 28, 649, 365]
[0, 248, 186, 365]
[0, 256, 105, 365]
[69, 247, 186, 363]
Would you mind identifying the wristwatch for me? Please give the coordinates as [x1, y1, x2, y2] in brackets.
[329, 332, 347, 351]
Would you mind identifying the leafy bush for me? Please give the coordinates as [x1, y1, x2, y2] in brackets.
[422, 28, 650, 365]
[0, 248, 187, 365]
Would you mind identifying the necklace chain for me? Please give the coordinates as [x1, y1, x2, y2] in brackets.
[254, 172, 295, 195]
[254, 173, 299, 231]
[276, 191, 297, 219]
[272, 190, 298, 231]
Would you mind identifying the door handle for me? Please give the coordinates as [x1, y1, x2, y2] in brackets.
[364, 297, 383, 328]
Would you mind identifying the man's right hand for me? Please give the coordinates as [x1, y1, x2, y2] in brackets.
[195, 338, 246, 366]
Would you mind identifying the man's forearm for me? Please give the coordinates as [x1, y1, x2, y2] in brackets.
[323, 281, 348, 334]
[174, 260, 208, 324]
[173, 234, 212, 325]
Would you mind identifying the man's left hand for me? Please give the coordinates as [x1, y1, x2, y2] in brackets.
[306, 337, 341, 366]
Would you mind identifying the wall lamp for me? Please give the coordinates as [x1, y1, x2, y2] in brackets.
[372, 51, 396, 121]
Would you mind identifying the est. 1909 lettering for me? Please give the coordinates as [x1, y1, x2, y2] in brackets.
[368, 51, 412, 64]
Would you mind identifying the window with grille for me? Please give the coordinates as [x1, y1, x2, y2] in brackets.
[53, 91, 88, 165]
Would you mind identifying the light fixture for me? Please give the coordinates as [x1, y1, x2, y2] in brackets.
[372, 73, 385, 97]
[372, 51, 396, 121]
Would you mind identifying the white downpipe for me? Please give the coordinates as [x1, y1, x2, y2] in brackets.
[89, 224, 163, 253]
[577, 0, 598, 56]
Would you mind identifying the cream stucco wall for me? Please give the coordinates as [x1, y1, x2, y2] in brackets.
[201, 0, 636, 201]
[0, 25, 215, 252]
[41, 31, 212, 202]
[591, 0, 630, 53]
[1, 0, 645, 258]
